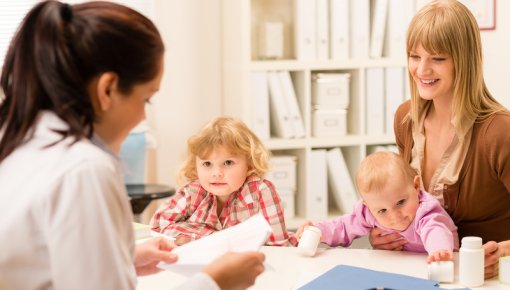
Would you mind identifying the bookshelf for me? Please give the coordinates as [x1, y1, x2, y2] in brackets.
[221, 0, 414, 228]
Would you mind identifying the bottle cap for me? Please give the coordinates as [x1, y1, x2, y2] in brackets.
[461, 236, 482, 249]
[305, 226, 322, 235]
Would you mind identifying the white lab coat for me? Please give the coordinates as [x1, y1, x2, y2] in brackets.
[0, 111, 218, 290]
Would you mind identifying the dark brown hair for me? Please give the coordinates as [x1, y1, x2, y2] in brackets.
[0, 0, 164, 162]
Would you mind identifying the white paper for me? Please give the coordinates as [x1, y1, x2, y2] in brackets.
[158, 214, 271, 275]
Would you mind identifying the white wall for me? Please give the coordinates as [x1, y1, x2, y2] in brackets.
[149, 0, 510, 188]
[150, 0, 222, 187]
[482, 0, 510, 109]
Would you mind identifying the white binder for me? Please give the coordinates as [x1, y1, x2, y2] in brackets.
[329, 0, 349, 60]
[250, 72, 270, 140]
[294, 0, 317, 61]
[384, 0, 415, 59]
[369, 0, 388, 59]
[316, 0, 329, 60]
[385, 67, 405, 136]
[326, 148, 359, 214]
[302, 149, 328, 220]
[278, 71, 306, 138]
[267, 71, 295, 138]
[366, 67, 385, 135]
[350, 0, 370, 59]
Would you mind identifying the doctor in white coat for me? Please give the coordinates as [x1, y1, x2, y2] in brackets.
[0, 1, 264, 290]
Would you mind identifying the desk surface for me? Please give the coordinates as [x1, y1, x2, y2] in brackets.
[137, 247, 505, 290]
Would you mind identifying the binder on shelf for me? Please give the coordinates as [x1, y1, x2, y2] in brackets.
[278, 71, 306, 138]
[369, 0, 388, 59]
[303, 149, 328, 220]
[350, 0, 370, 59]
[385, 67, 405, 135]
[267, 71, 295, 138]
[326, 148, 359, 214]
[365, 67, 385, 135]
[250, 72, 270, 140]
[294, 0, 317, 61]
[316, 0, 329, 60]
[329, 0, 349, 60]
[384, 0, 415, 59]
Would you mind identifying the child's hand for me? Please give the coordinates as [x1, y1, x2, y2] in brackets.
[295, 220, 315, 242]
[427, 249, 453, 263]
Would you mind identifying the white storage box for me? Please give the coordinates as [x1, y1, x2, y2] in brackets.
[312, 73, 350, 108]
[258, 22, 284, 60]
[266, 156, 297, 191]
[312, 108, 347, 137]
[278, 189, 295, 219]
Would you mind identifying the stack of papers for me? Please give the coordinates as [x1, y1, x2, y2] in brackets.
[158, 214, 271, 276]
[133, 222, 152, 240]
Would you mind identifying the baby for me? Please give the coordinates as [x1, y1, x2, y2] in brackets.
[297, 151, 459, 262]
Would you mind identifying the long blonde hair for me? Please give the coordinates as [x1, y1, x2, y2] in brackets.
[179, 116, 270, 184]
[406, 0, 507, 132]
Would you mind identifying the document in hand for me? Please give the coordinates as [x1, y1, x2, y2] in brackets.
[297, 265, 469, 290]
[158, 214, 271, 275]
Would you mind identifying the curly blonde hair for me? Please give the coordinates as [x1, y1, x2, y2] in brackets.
[178, 116, 270, 184]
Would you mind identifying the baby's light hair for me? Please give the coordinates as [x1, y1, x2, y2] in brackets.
[178, 116, 270, 184]
[355, 151, 417, 197]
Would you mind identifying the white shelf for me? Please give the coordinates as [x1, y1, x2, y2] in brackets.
[250, 58, 406, 71]
[222, 0, 412, 221]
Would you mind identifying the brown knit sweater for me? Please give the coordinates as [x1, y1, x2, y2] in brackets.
[394, 100, 510, 242]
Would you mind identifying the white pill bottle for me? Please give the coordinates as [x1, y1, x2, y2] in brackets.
[297, 226, 321, 257]
[459, 236, 484, 287]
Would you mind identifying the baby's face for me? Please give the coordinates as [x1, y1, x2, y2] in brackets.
[195, 147, 249, 203]
[362, 177, 420, 231]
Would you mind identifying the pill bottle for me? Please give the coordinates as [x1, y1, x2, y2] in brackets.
[427, 261, 454, 283]
[500, 256, 510, 285]
[297, 226, 321, 257]
[459, 236, 484, 287]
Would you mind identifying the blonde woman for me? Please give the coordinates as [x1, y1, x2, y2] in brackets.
[370, 0, 510, 279]
[151, 117, 297, 246]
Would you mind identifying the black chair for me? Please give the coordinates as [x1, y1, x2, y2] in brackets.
[126, 183, 175, 221]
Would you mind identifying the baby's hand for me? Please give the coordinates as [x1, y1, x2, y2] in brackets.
[295, 220, 315, 242]
[427, 249, 453, 263]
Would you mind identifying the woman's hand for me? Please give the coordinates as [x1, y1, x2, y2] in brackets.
[368, 227, 407, 250]
[203, 251, 265, 290]
[483, 240, 509, 279]
[134, 237, 178, 276]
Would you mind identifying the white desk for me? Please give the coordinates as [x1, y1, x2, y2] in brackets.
[137, 247, 505, 289]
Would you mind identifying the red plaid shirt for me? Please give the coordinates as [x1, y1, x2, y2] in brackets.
[150, 175, 297, 246]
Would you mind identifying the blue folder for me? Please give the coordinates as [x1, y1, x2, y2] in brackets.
[297, 265, 470, 290]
